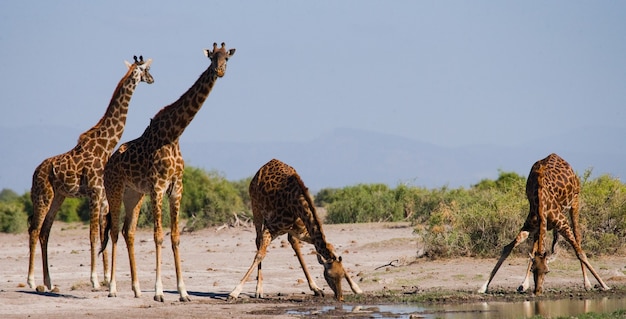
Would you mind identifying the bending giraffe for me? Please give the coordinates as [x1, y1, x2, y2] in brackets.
[27, 56, 153, 291]
[100, 43, 235, 302]
[229, 159, 362, 301]
[478, 153, 610, 295]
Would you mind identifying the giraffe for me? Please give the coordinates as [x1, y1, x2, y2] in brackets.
[229, 159, 363, 301]
[27, 56, 154, 291]
[100, 42, 235, 302]
[477, 153, 610, 295]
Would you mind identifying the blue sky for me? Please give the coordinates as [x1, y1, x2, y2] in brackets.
[1, 1, 625, 191]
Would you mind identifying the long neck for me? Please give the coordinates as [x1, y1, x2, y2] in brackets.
[142, 66, 218, 145]
[78, 65, 139, 151]
[295, 176, 337, 260]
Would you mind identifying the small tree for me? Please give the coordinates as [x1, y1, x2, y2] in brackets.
[181, 167, 247, 230]
[0, 201, 28, 233]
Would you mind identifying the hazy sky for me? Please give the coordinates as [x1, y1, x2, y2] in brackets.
[1, 1, 625, 186]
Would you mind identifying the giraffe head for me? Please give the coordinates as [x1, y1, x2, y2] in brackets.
[317, 246, 347, 301]
[124, 55, 154, 84]
[203, 42, 236, 77]
[530, 252, 550, 295]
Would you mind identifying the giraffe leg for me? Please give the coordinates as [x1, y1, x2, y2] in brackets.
[150, 189, 166, 302]
[288, 234, 324, 297]
[87, 187, 104, 289]
[103, 181, 127, 298]
[344, 271, 363, 294]
[27, 188, 55, 289]
[547, 230, 560, 263]
[518, 234, 539, 293]
[254, 221, 267, 299]
[39, 194, 65, 291]
[99, 198, 110, 285]
[519, 255, 534, 293]
[168, 180, 190, 302]
[106, 209, 119, 297]
[559, 227, 610, 291]
[567, 195, 600, 290]
[122, 190, 144, 298]
[229, 229, 272, 300]
[478, 229, 530, 293]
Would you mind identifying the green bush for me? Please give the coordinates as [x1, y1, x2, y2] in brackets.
[230, 176, 253, 211]
[57, 197, 84, 223]
[6, 165, 626, 260]
[134, 196, 171, 229]
[579, 171, 626, 255]
[325, 183, 404, 223]
[314, 188, 340, 207]
[420, 176, 528, 258]
[0, 188, 20, 202]
[181, 167, 248, 231]
[0, 201, 28, 233]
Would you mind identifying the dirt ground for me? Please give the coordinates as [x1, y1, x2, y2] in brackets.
[2, 221, 625, 318]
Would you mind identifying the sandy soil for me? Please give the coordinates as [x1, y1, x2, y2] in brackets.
[2, 221, 625, 318]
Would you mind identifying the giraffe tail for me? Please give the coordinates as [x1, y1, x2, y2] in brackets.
[99, 212, 112, 255]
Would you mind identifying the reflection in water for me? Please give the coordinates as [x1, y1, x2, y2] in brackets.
[286, 297, 624, 319]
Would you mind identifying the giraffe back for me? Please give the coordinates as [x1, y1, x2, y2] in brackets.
[526, 153, 579, 228]
[249, 159, 317, 238]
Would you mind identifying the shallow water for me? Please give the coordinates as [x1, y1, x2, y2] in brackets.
[286, 297, 626, 318]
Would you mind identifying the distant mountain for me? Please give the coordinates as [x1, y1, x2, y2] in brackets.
[2, 126, 624, 193]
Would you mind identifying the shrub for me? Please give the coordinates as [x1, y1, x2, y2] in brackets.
[579, 171, 626, 255]
[325, 184, 404, 223]
[57, 198, 84, 223]
[181, 167, 248, 231]
[420, 175, 528, 258]
[0, 201, 28, 233]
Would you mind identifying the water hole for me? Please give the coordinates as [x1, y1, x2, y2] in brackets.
[286, 296, 626, 318]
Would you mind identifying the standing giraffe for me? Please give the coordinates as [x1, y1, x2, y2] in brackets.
[229, 159, 362, 301]
[477, 153, 610, 295]
[100, 42, 235, 302]
[27, 56, 154, 291]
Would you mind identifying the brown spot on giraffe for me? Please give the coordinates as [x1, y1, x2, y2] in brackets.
[27, 56, 153, 291]
[478, 153, 610, 295]
[100, 43, 235, 302]
[228, 159, 362, 301]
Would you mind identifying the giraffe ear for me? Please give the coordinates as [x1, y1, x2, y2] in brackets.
[143, 58, 153, 67]
[124, 60, 133, 68]
[228, 48, 236, 56]
[203, 48, 211, 58]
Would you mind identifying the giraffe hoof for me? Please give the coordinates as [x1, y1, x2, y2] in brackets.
[516, 285, 526, 293]
[179, 296, 191, 302]
[108, 292, 117, 298]
[154, 295, 164, 302]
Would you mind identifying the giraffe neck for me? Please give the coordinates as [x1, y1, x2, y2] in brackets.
[295, 176, 337, 261]
[78, 65, 140, 152]
[143, 66, 219, 145]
